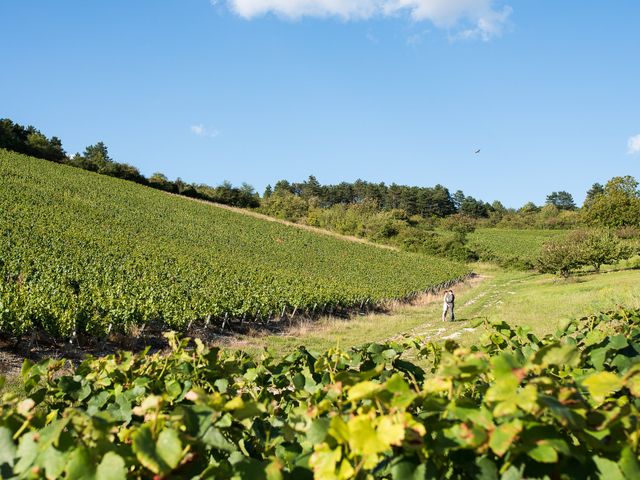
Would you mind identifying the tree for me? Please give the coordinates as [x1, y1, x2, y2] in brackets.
[148, 173, 177, 193]
[538, 229, 632, 276]
[537, 238, 582, 277]
[173, 177, 187, 195]
[84, 142, 111, 164]
[545, 191, 576, 211]
[263, 185, 273, 198]
[0, 118, 66, 162]
[460, 196, 489, 218]
[540, 204, 560, 219]
[238, 183, 259, 207]
[584, 176, 640, 227]
[387, 184, 402, 210]
[608, 176, 639, 196]
[441, 214, 476, 235]
[240, 182, 255, 196]
[76, 142, 113, 172]
[47, 137, 67, 163]
[101, 162, 145, 183]
[577, 229, 632, 272]
[452, 190, 466, 211]
[259, 192, 308, 221]
[300, 175, 322, 199]
[519, 202, 540, 214]
[430, 185, 456, 217]
[583, 183, 604, 208]
[0, 119, 21, 151]
[273, 180, 293, 196]
[491, 201, 507, 214]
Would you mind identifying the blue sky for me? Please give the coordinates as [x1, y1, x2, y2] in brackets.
[1, 0, 638, 207]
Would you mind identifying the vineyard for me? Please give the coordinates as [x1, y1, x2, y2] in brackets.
[1, 308, 639, 479]
[469, 229, 568, 269]
[0, 150, 468, 339]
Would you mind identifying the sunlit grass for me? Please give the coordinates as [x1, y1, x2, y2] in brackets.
[225, 263, 640, 356]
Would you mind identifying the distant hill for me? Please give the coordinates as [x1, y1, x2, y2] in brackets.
[0, 149, 468, 338]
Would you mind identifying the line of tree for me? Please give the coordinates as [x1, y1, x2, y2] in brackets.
[0, 118, 66, 162]
[3, 117, 639, 231]
[263, 175, 640, 229]
[0, 118, 259, 208]
[263, 176, 584, 222]
[265, 176, 494, 218]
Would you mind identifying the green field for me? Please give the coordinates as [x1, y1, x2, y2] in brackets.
[0, 149, 468, 338]
[226, 263, 640, 356]
[470, 228, 568, 269]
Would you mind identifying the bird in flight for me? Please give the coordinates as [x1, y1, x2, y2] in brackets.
[474, 149, 481, 154]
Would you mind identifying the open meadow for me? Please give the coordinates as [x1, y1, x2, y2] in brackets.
[220, 263, 640, 356]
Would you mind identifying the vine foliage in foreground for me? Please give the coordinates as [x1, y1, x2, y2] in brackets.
[1, 309, 640, 479]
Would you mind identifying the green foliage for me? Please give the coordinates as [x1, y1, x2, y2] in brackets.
[537, 229, 632, 276]
[194, 181, 260, 208]
[83, 141, 113, 167]
[441, 214, 477, 235]
[536, 237, 584, 277]
[0, 118, 66, 163]
[519, 201, 541, 214]
[147, 172, 177, 193]
[398, 229, 478, 263]
[259, 191, 311, 222]
[584, 183, 605, 209]
[0, 150, 468, 338]
[585, 176, 640, 228]
[414, 221, 478, 262]
[277, 177, 458, 218]
[261, 194, 586, 267]
[2, 308, 640, 478]
[68, 142, 148, 185]
[545, 191, 577, 211]
[262, 195, 482, 262]
[576, 229, 633, 272]
[459, 196, 491, 218]
[616, 226, 640, 240]
[433, 231, 479, 263]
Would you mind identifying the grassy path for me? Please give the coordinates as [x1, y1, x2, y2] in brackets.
[222, 263, 640, 355]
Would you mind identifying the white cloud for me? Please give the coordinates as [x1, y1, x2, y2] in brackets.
[229, 0, 378, 20]
[225, 0, 512, 40]
[190, 124, 221, 138]
[454, 5, 512, 41]
[629, 134, 640, 155]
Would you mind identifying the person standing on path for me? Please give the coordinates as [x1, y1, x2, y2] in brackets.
[442, 289, 455, 322]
